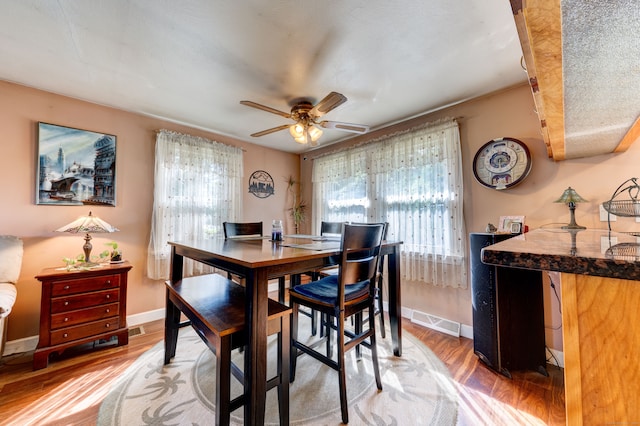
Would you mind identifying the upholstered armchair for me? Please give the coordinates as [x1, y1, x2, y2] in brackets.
[0, 235, 23, 357]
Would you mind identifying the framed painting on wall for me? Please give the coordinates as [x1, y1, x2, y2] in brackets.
[36, 122, 117, 206]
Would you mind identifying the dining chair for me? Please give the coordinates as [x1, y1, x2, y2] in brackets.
[318, 222, 389, 339]
[301, 221, 347, 336]
[222, 221, 286, 303]
[351, 222, 388, 338]
[320, 220, 344, 237]
[223, 221, 263, 239]
[289, 223, 385, 424]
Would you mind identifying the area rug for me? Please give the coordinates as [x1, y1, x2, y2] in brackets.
[97, 319, 458, 425]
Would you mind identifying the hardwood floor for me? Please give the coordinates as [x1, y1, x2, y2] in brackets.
[0, 318, 565, 425]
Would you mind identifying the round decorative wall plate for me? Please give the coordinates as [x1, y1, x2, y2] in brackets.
[472, 137, 532, 190]
[248, 170, 275, 198]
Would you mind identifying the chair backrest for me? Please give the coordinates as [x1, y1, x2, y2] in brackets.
[223, 222, 263, 239]
[320, 221, 346, 236]
[350, 222, 389, 240]
[337, 224, 385, 305]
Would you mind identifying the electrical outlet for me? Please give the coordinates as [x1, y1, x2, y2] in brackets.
[602, 236, 617, 252]
[600, 204, 616, 222]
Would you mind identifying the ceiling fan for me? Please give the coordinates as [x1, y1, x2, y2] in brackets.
[240, 92, 369, 147]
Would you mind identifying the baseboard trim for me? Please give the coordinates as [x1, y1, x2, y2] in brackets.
[2, 308, 167, 356]
[4, 305, 564, 368]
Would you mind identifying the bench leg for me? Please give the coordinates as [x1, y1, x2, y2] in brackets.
[216, 334, 232, 426]
[164, 292, 180, 364]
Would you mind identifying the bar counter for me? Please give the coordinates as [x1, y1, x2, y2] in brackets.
[481, 228, 640, 425]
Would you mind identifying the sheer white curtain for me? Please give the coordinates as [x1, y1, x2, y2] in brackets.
[147, 130, 243, 280]
[312, 118, 467, 288]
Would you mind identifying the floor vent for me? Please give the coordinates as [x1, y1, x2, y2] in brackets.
[129, 325, 145, 338]
[411, 310, 461, 337]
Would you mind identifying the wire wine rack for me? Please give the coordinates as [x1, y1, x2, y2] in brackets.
[602, 177, 640, 260]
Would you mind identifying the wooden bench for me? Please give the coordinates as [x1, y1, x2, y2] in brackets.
[164, 274, 290, 426]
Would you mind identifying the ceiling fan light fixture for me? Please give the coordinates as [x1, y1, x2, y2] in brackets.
[289, 123, 304, 138]
[240, 92, 368, 146]
[294, 134, 308, 144]
[308, 125, 323, 141]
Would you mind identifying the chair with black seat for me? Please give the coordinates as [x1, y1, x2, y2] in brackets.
[222, 221, 286, 303]
[351, 222, 388, 338]
[318, 222, 389, 339]
[289, 223, 385, 424]
[299, 221, 347, 335]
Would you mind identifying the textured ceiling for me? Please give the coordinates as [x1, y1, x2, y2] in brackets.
[512, 0, 640, 161]
[0, 0, 527, 153]
[562, 0, 640, 159]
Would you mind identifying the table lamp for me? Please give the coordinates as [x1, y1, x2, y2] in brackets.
[56, 211, 119, 263]
[554, 187, 587, 230]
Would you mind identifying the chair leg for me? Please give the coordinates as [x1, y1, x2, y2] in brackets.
[277, 314, 290, 425]
[326, 314, 333, 359]
[278, 276, 286, 304]
[290, 302, 299, 382]
[354, 312, 363, 359]
[377, 277, 386, 339]
[311, 309, 317, 336]
[337, 311, 349, 424]
[369, 304, 383, 391]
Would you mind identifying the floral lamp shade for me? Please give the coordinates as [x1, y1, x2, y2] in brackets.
[56, 211, 118, 263]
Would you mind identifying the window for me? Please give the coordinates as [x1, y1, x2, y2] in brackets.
[312, 119, 466, 288]
[147, 130, 243, 280]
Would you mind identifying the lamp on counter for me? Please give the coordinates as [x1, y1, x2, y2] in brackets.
[56, 211, 119, 264]
[554, 187, 588, 230]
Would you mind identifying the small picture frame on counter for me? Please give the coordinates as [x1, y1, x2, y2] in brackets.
[498, 215, 525, 234]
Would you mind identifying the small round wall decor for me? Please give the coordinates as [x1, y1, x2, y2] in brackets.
[248, 170, 274, 198]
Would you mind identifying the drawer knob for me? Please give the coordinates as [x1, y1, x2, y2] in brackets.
[106, 294, 111, 299]
[105, 308, 110, 313]
[63, 333, 68, 338]
[64, 317, 69, 322]
[64, 285, 70, 290]
[105, 280, 111, 285]
[64, 301, 69, 306]
[105, 323, 110, 328]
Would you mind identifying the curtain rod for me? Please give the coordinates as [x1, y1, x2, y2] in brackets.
[305, 116, 462, 160]
[154, 129, 246, 151]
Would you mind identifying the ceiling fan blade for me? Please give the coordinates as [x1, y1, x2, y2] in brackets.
[319, 120, 369, 134]
[309, 92, 347, 117]
[250, 124, 291, 137]
[240, 100, 291, 119]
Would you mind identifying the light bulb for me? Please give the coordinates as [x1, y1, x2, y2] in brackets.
[289, 124, 304, 138]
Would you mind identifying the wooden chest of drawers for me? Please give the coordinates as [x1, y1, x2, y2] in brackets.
[34, 262, 132, 370]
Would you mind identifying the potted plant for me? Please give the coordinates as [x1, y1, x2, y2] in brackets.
[286, 176, 306, 234]
[101, 241, 122, 263]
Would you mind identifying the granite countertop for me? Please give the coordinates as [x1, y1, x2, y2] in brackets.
[481, 228, 640, 281]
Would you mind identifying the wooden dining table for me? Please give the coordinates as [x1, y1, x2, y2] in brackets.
[168, 236, 403, 425]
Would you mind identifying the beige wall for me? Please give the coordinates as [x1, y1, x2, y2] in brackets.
[5, 80, 640, 353]
[0, 80, 299, 342]
[302, 83, 640, 351]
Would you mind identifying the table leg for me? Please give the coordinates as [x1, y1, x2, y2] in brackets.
[243, 268, 269, 425]
[387, 247, 402, 356]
